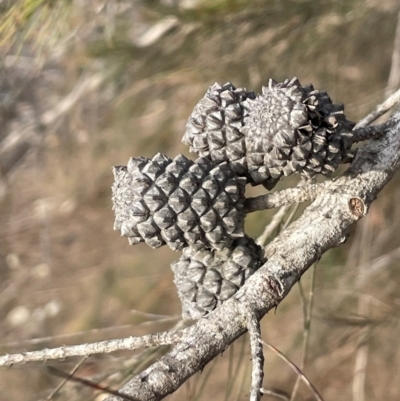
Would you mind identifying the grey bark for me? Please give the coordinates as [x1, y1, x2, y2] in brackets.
[103, 108, 400, 401]
[0, 330, 185, 366]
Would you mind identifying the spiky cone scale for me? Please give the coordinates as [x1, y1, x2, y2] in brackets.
[171, 236, 265, 319]
[112, 153, 247, 252]
[242, 77, 356, 188]
[183, 82, 256, 176]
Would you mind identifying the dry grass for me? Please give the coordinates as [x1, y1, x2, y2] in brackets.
[0, 0, 400, 400]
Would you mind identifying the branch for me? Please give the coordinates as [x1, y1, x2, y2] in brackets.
[245, 182, 325, 213]
[0, 329, 185, 366]
[100, 108, 400, 401]
[245, 307, 264, 401]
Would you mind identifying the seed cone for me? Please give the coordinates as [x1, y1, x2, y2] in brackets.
[112, 153, 247, 251]
[242, 77, 355, 188]
[171, 236, 265, 319]
[184, 78, 355, 189]
[183, 82, 255, 175]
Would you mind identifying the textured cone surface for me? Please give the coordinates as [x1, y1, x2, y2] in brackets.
[112, 153, 247, 251]
[183, 82, 255, 175]
[242, 77, 355, 188]
[171, 236, 265, 319]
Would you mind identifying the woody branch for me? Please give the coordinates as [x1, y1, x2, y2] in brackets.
[101, 107, 400, 401]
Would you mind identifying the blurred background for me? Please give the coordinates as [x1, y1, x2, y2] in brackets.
[0, 0, 400, 400]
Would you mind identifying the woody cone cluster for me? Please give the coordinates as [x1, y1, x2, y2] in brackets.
[184, 78, 355, 189]
[113, 77, 362, 318]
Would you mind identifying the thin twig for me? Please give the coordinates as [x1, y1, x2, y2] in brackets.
[257, 202, 301, 258]
[261, 341, 324, 401]
[225, 335, 248, 401]
[46, 366, 138, 401]
[282, 203, 300, 231]
[257, 205, 291, 246]
[261, 388, 290, 401]
[234, 348, 252, 401]
[352, 296, 371, 401]
[386, 11, 400, 97]
[46, 356, 88, 400]
[192, 357, 218, 401]
[0, 328, 186, 366]
[225, 342, 235, 400]
[255, 182, 309, 246]
[297, 280, 308, 322]
[290, 263, 317, 401]
[130, 309, 180, 321]
[355, 87, 400, 128]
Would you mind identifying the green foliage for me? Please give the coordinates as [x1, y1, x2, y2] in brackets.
[0, 0, 71, 53]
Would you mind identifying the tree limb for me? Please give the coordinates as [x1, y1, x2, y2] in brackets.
[0, 330, 185, 366]
[99, 108, 400, 401]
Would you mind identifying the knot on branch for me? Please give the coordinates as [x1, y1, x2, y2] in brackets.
[349, 197, 366, 217]
[264, 275, 285, 299]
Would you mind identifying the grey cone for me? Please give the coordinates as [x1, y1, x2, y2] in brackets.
[112, 153, 247, 252]
[171, 236, 265, 319]
[183, 82, 256, 176]
[242, 77, 355, 188]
